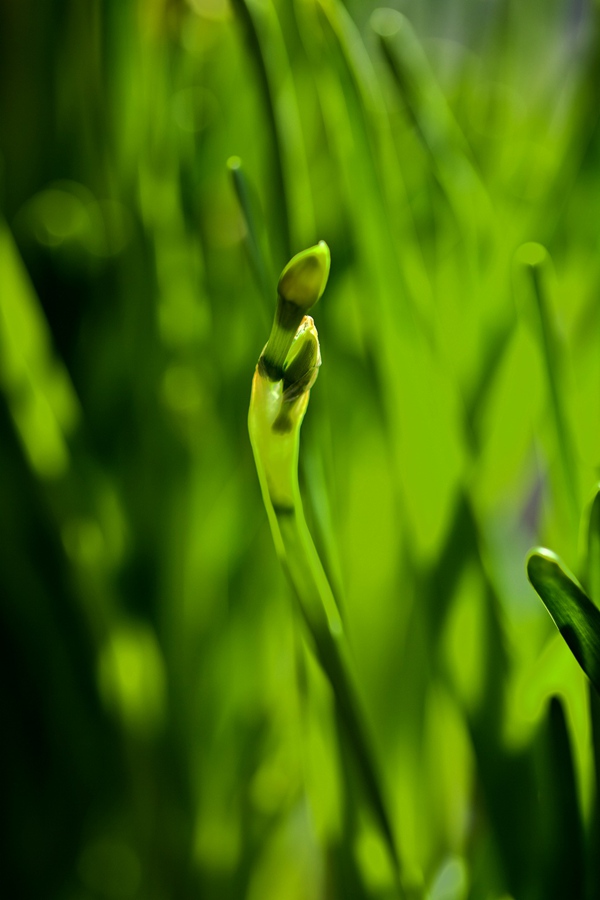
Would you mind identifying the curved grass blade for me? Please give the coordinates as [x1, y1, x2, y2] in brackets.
[527, 549, 600, 694]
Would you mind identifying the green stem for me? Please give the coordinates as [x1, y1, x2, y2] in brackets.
[248, 252, 408, 894]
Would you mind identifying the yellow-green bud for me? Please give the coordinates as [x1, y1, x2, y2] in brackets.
[260, 241, 330, 381]
[282, 319, 321, 402]
[277, 241, 331, 310]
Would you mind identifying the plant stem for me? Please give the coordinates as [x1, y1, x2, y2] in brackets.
[248, 248, 408, 896]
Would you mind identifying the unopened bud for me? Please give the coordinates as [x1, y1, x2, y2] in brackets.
[260, 241, 330, 380]
[283, 322, 321, 392]
[277, 241, 331, 310]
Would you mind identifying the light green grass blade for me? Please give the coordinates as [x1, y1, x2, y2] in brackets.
[517, 244, 579, 532]
[0, 217, 80, 480]
[527, 549, 600, 694]
[372, 8, 491, 237]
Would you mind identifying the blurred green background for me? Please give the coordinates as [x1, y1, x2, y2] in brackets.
[2, 0, 600, 898]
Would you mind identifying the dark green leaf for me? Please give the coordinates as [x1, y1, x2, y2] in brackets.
[527, 549, 600, 694]
[587, 487, 600, 606]
[538, 696, 584, 900]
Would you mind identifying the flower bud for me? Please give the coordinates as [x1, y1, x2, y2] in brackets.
[277, 241, 331, 310]
[283, 321, 321, 395]
[260, 241, 330, 381]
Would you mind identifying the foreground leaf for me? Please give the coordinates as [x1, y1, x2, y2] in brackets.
[527, 549, 600, 694]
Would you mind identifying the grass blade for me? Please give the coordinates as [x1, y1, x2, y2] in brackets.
[587, 487, 600, 606]
[538, 696, 585, 900]
[227, 155, 274, 319]
[526, 549, 600, 694]
[231, 0, 315, 256]
[517, 244, 579, 533]
[372, 8, 491, 238]
[587, 686, 600, 900]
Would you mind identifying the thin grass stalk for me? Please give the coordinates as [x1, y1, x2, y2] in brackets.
[231, 0, 315, 256]
[228, 155, 275, 323]
[521, 245, 579, 534]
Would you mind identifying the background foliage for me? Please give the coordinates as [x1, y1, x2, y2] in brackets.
[2, 0, 600, 898]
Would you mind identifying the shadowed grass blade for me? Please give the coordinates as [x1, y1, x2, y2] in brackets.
[228, 155, 274, 318]
[587, 687, 600, 900]
[231, 0, 315, 255]
[585, 488, 600, 899]
[587, 487, 600, 606]
[538, 696, 585, 900]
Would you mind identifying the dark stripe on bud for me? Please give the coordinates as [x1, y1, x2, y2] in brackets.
[283, 331, 319, 390]
[275, 298, 306, 333]
[258, 355, 284, 381]
[273, 412, 294, 434]
[272, 502, 295, 517]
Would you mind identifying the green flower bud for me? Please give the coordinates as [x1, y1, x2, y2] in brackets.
[271, 319, 321, 434]
[283, 321, 321, 397]
[260, 241, 330, 381]
[277, 241, 331, 310]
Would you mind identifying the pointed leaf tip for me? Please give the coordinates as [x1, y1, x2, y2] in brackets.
[527, 548, 600, 695]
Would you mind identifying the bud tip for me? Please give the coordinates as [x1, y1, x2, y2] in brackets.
[277, 241, 331, 311]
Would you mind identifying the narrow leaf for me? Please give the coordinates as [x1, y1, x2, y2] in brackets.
[587, 686, 600, 900]
[227, 156, 274, 314]
[538, 696, 585, 900]
[527, 549, 600, 694]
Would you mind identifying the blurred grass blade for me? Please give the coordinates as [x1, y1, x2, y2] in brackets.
[309, 0, 433, 320]
[231, 0, 315, 255]
[230, 0, 289, 256]
[371, 8, 491, 236]
[463, 315, 515, 449]
[227, 155, 274, 317]
[585, 489, 600, 898]
[539, 696, 584, 900]
[517, 244, 579, 530]
[527, 549, 600, 694]
[587, 686, 600, 900]
[0, 217, 80, 480]
[303, 0, 466, 560]
[587, 487, 600, 606]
